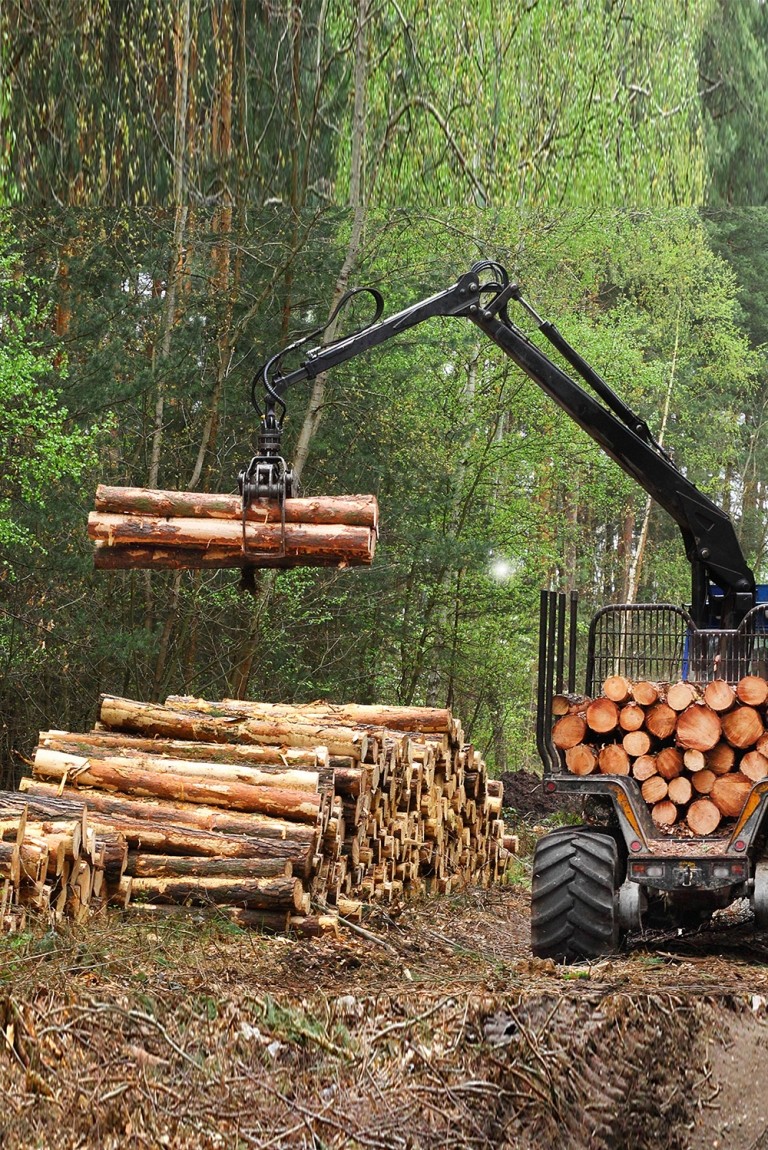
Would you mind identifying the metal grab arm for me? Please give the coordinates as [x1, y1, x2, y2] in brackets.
[250, 262, 755, 625]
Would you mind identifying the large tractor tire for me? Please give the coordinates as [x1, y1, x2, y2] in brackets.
[531, 829, 622, 963]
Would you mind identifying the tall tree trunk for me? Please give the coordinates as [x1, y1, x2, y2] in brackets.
[625, 304, 681, 605]
[291, 0, 369, 481]
[227, 0, 370, 701]
[146, 0, 192, 664]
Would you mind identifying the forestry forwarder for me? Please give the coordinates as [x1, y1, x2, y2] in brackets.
[245, 259, 768, 962]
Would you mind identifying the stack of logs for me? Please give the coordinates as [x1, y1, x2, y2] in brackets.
[1, 695, 511, 934]
[88, 486, 379, 570]
[553, 674, 768, 834]
[0, 795, 129, 933]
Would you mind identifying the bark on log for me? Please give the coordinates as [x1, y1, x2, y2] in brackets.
[34, 747, 322, 795]
[97, 696, 367, 760]
[38, 730, 326, 771]
[126, 853, 293, 879]
[94, 486, 379, 528]
[94, 543, 357, 570]
[31, 753, 323, 823]
[19, 780, 319, 846]
[89, 512, 377, 565]
[124, 874, 305, 911]
[163, 698, 456, 735]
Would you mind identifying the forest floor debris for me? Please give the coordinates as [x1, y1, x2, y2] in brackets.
[3, 868, 768, 1148]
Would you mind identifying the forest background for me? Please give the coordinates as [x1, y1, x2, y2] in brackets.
[1, 0, 768, 790]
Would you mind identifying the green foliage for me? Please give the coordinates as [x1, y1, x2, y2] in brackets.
[0, 232, 97, 558]
[700, 0, 768, 205]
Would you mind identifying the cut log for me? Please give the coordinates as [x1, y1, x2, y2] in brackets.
[710, 773, 753, 818]
[655, 747, 684, 781]
[683, 749, 706, 772]
[740, 751, 768, 782]
[88, 513, 377, 567]
[94, 486, 379, 528]
[126, 854, 293, 879]
[602, 675, 632, 703]
[632, 681, 660, 706]
[166, 696, 455, 736]
[705, 742, 736, 775]
[691, 769, 716, 795]
[666, 681, 699, 711]
[675, 704, 722, 752]
[736, 676, 768, 707]
[18, 781, 319, 848]
[645, 702, 677, 741]
[124, 874, 305, 911]
[585, 698, 619, 735]
[31, 753, 324, 823]
[721, 706, 764, 750]
[622, 730, 651, 758]
[597, 744, 630, 776]
[667, 776, 692, 806]
[703, 680, 736, 713]
[641, 776, 668, 804]
[618, 703, 646, 732]
[564, 744, 597, 776]
[651, 800, 677, 827]
[38, 730, 327, 771]
[97, 696, 368, 760]
[552, 714, 588, 750]
[94, 543, 356, 571]
[34, 747, 322, 795]
[686, 798, 721, 835]
[632, 755, 657, 782]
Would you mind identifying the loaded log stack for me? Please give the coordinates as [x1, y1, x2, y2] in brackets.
[553, 674, 768, 833]
[88, 485, 379, 570]
[1, 695, 510, 934]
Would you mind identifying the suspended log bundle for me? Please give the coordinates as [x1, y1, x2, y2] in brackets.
[2, 693, 510, 933]
[554, 675, 768, 834]
[89, 485, 378, 570]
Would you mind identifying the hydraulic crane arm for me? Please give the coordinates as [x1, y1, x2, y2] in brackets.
[244, 260, 755, 627]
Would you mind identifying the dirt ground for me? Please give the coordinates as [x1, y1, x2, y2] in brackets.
[3, 873, 768, 1149]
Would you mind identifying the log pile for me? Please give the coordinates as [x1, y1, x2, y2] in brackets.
[1, 694, 510, 934]
[89, 485, 378, 570]
[0, 794, 128, 933]
[553, 674, 768, 834]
